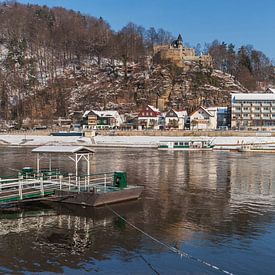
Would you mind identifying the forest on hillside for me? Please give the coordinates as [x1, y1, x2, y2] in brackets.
[0, 1, 274, 124]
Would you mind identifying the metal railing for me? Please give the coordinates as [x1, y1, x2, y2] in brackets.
[0, 172, 117, 203]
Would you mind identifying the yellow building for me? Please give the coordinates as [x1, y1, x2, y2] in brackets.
[153, 34, 212, 69]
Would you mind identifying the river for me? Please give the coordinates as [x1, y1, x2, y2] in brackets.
[0, 147, 275, 274]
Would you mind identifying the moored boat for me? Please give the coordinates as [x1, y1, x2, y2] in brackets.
[158, 140, 214, 151]
[238, 143, 275, 153]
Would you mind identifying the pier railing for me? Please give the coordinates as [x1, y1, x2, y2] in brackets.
[0, 172, 117, 204]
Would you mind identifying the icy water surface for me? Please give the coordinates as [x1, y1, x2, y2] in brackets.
[0, 147, 275, 274]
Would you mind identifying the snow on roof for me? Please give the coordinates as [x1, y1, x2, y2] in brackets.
[148, 105, 160, 113]
[232, 93, 275, 101]
[174, 110, 187, 117]
[190, 106, 214, 117]
[32, 146, 94, 154]
[92, 110, 120, 117]
[267, 88, 275, 94]
[83, 110, 90, 118]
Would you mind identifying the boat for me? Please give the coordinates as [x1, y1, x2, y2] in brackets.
[238, 143, 275, 153]
[50, 131, 83, 137]
[158, 140, 215, 151]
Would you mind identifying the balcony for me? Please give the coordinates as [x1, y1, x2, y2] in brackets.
[262, 114, 271, 119]
[261, 102, 271, 107]
[252, 103, 261, 107]
[232, 103, 241, 107]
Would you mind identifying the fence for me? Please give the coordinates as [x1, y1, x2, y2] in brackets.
[0, 172, 116, 204]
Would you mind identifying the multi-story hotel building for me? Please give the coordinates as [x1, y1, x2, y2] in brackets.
[231, 93, 275, 130]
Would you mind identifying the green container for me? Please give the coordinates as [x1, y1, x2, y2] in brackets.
[21, 167, 33, 174]
[113, 171, 127, 189]
[20, 167, 34, 178]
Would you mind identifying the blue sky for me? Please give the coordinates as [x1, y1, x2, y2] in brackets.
[17, 0, 275, 61]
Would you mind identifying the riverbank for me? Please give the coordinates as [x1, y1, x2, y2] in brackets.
[1, 134, 275, 148]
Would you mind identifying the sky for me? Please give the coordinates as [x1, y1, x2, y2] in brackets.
[17, 0, 275, 61]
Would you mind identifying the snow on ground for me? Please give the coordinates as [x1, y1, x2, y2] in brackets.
[1, 134, 275, 148]
[94, 135, 275, 148]
[0, 135, 93, 146]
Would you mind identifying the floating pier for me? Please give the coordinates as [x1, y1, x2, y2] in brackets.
[0, 146, 143, 208]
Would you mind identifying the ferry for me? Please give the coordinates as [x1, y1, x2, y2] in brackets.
[0, 146, 143, 208]
[158, 140, 214, 151]
[238, 143, 275, 153]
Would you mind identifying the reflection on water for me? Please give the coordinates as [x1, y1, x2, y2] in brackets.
[0, 147, 275, 274]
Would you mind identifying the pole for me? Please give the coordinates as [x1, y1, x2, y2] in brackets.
[40, 175, 44, 196]
[87, 153, 90, 186]
[19, 175, 23, 200]
[49, 155, 52, 180]
[37, 153, 40, 173]
[75, 154, 78, 186]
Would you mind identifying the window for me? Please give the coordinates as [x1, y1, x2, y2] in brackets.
[255, 107, 260, 110]
[263, 107, 269, 111]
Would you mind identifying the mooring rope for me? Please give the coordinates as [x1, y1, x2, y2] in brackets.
[105, 204, 234, 275]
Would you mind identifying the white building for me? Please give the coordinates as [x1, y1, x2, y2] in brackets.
[189, 106, 217, 130]
[83, 110, 123, 129]
[165, 109, 188, 129]
[231, 93, 275, 130]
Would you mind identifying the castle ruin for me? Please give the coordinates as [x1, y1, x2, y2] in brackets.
[153, 34, 212, 69]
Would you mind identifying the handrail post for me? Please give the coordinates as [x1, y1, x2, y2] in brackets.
[69, 174, 71, 190]
[40, 175, 44, 196]
[78, 177, 81, 192]
[59, 175, 62, 190]
[104, 173, 107, 192]
[0, 177, 1, 192]
[19, 176, 23, 200]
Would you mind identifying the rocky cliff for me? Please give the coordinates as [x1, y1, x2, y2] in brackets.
[65, 58, 247, 115]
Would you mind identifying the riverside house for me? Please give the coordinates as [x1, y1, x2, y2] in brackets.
[165, 109, 188, 129]
[138, 105, 162, 130]
[189, 106, 218, 130]
[83, 110, 123, 129]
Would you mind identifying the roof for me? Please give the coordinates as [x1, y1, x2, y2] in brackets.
[92, 110, 120, 117]
[32, 146, 94, 154]
[190, 106, 214, 117]
[267, 88, 275, 94]
[166, 109, 187, 118]
[83, 110, 121, 120]
[232, 93, 275, 101]
[147, 105, 160, 113]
